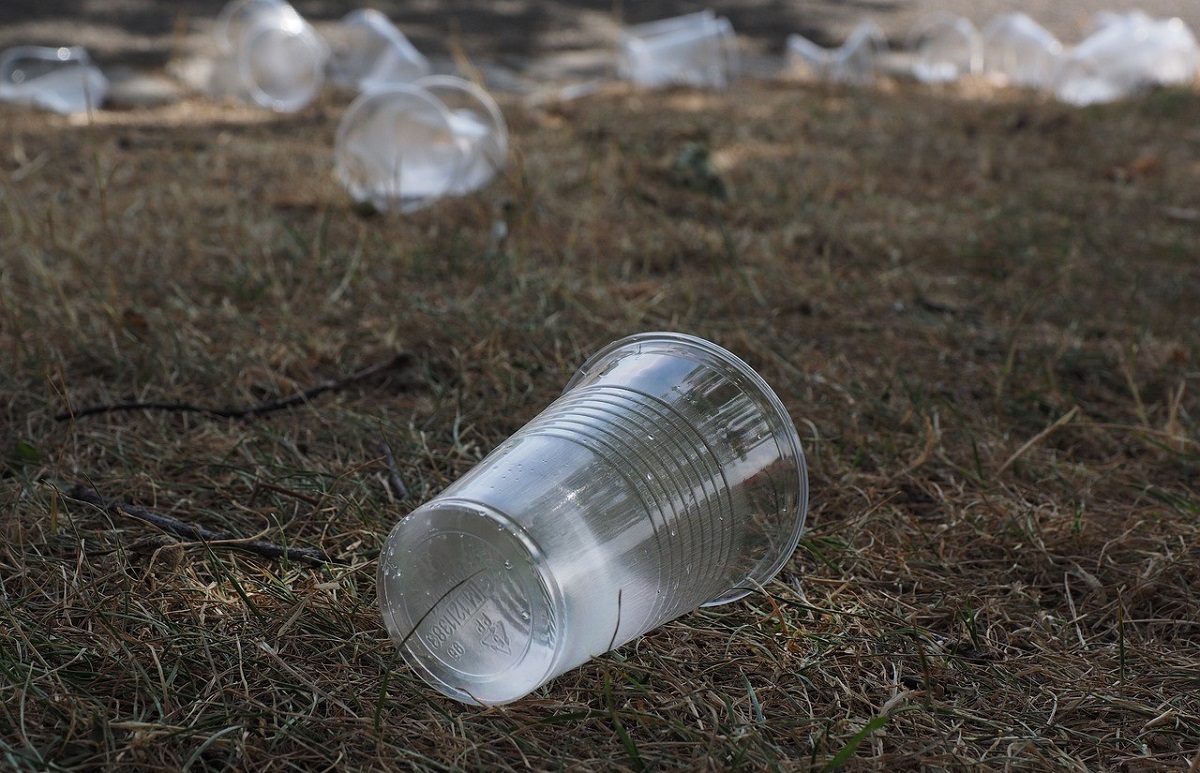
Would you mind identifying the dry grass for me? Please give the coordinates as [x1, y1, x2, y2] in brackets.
[2, 73, 1199, 771]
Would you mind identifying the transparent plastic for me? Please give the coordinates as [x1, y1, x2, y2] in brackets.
[981, 13, 1062, 90]
[334, 76, 507, 212]
[327, 8, 430, 91]
[907, 13, 982, 84]
[0, 46, 109, 114]
[787, 21, 887, 85]
[1053, 13, 1199, 106]
[415, 75, 508, 195]
[379, 332, 809, 705]
[618, 11, 740, 90]
[334, 83, 466, 213]
[214, 0, 327, 112]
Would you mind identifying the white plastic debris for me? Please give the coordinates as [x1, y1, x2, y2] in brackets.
[1054, 12, 1199, 106]
[0, 46, 109, 114]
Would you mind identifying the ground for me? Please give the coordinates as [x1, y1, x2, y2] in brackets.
[2, 2, 1200, 772]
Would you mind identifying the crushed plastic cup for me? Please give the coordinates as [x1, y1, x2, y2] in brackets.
[1053, 13, 1199, 106]
[334, 76, 507, 212]
[787, 21, 887, 85]
[0, 46, 109, 114]
[326, 8, 430, 91]
[378, 332, 809, 705]
[907, 13, 982, 84]
[213, 0, 328, 112]
[618, 10, 740, 90]
[981, 13, 1062, 90]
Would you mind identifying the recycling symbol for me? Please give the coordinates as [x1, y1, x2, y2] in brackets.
[480, 619, 511, 656]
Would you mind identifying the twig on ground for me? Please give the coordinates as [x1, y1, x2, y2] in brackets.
[997, 405, 1081, 475]
[378, 441, 410, 501]
[68, 485, 337, 566]
[56, 351, 415, 422]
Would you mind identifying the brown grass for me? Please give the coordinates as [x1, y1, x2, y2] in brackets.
[2, 73, 1199, 771]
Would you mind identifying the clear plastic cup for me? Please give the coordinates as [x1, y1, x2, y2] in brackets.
[787, 22, 886, 86]
[214, 0, 328, 112]
[832, 22, 888, 85]
[0, 45, 109, 114]
[378, 332, 809, 705]
[981, 13, 1062, 90]
[618, 11, 740, 90]
[1053, 13, 1199, 106]
[334, 83, 466, 213]
[785, 33, 835, 81]
[334, 76, 507, 212]
[622, 10, 719, 42]
[907, 13, 982, 84]
[415, 75, 508, 196]
[326, 8, 430, 91]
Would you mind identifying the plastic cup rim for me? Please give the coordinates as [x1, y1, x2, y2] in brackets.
[334, 81, 470, 211]
[415, 73, 510, 160]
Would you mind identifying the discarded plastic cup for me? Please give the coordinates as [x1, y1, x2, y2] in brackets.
[907, 13, 982, 84]
[334, 76, 507, 212]
[982, 13, 1062, 89]
[378, 332, 809, 705]
[214, 0, 327, 111]
[618, 10, 740, 89]
[416, 75, 508, 195]
[1053, 13, 1199, 106]
[0, 46, 109, 114]
[326, 8, 430, 91]
[785, 33, 834, 81]
[334, 83, 465, 212]
[1087, 9, 1156, 36]
[787, 21, 886, 85]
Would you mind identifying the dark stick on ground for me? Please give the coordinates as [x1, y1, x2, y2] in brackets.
[378, 441, 410, 501]
[55, 352, 415, 422]
[68, 485, 338, 566]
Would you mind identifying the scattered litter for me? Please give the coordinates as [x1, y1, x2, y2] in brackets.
[787, 21, 887, 85]
[907, 13, 983, 84]
[0, 45, 108, 114]
[326, 8, 430, 92]
[334, 76, 508, 213]
[783, 9, 1198, 106]
[211, 0, 329, 112]
[1054, 11, 1199, 106]
[981, 13, 1062, 90]
[618, 10, 739, 90]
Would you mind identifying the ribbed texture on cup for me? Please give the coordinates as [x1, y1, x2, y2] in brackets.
[522, 383, 739, 627]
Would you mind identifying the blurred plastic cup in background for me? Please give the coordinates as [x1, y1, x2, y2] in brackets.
[785, 33, 834, 81]
[1087, 9, 1156, 36]
[415, 75, 508, 195]
[982, 13, 1062, 90]
[907, 13, 982, 84]
[787, 21, 886, 85]
[214, 0, 327, 112]
[831, 21, 888, 85]
[334, 83, 465, 213]
[1053, 13, 1199, 106]
[334, 76, 507, 212]
[618, 10, 740, 89]
[326, 8, 430, 91]
[0, 45, 109, 114]
[378, 332, 809, 705]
